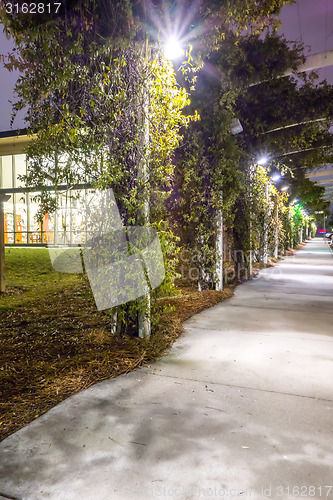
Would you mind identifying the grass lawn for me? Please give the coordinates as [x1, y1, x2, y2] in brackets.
[0, 248, 84, 310]
[0, 248, 233, 441]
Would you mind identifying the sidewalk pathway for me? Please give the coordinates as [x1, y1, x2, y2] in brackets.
[0, 238, 332, 500]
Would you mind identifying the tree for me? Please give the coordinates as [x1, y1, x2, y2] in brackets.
[0, 0, 296, 310]
[173, 31, 333, 289]
[1, 0, 200, 337]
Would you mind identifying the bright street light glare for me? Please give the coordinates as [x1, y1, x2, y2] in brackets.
[257, 156, 269, 166]
[271, 173, 281, 181]
[281, 186, 289, 191]
[164, 37, 184, 60]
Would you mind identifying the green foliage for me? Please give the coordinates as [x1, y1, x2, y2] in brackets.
[2, 0, 327, 330]
[280, 202, 316, 249]
[290, 203, 305, 248]
[173, 27, 332, 286]
[1, 2, 198, 337]
[290, 175, 330, 214]
[212, 32, 305, 88]
[1, 248, 83, 309]
[151, 220, 181, 298]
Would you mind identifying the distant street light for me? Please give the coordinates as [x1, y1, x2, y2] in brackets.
[257, 156, 269, 166]
[271, 173, 281, 182]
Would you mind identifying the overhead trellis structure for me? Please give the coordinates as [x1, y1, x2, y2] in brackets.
[305, 166, 333, 202]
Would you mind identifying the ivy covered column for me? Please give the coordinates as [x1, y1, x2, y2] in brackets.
[135, 39, 151, 339]
[215, 198, 224, 291]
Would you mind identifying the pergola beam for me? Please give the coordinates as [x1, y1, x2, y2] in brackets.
[277, 146, 330, 158]
[283, 50, 333, 77]
[263, 118, 326, 135]
[314, 178, 333, 186]
[250, 50, 333, 88]
[305, 169, 333, 178]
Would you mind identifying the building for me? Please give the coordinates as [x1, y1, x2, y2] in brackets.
[0, 130, 89, 246]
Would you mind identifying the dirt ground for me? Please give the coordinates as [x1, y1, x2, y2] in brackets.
[0, 254, 234, 441]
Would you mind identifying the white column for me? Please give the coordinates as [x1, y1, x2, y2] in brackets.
[263, 181, 269, 264]
[274, 199, 279, 259]
[215, 208, 223, 291]
[138, 39, 151, 339]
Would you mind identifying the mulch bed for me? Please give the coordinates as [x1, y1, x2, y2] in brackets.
[0, 277, 234, 441]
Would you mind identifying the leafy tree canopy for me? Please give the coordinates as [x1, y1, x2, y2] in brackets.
[1, 0, 294, 65]
[173, 28, 332, 286]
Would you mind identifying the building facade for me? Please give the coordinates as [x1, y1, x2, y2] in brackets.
[0, 130, 88, 246]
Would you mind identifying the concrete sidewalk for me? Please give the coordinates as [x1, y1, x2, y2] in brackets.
[0, 238, 332, 500]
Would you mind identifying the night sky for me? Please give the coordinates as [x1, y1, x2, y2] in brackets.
[278, 0, 333, 83]
[0, 0, 333, 132]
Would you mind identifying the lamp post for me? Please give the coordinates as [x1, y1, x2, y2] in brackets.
[137, 37, 151, 339]
[137, 34, 183, 337]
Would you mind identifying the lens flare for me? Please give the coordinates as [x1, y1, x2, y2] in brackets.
[164, 36, 184, 60]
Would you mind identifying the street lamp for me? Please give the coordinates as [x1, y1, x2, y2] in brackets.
[138, 32, 185, 335]
[164, 36, 184, 60]
[257, 156, 269, 166]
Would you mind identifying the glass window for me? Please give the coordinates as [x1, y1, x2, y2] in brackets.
[28, 194, 42, 244]
[1, 179, 93, 246]
[14, 154, 27, 188]
[14, 193, 28, 244]
[1, 156, 13, 189]
[4, 195, 14, 244]
[43, 213, 55, 244]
